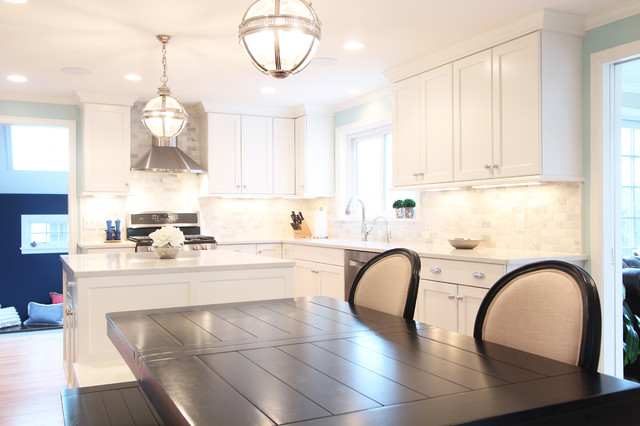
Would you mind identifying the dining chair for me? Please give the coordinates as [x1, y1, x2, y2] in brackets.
[473, 260, 602, 372]
[348, 248, 421, 319]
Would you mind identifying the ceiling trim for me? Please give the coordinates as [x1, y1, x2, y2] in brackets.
[383, 8, 585, 84]
[585, 0, 640, 30]
[0, 92, 77, 105]
[332, 86, 392, 113]
[74, 91, 137, 106]
[195, 101, 298, 118]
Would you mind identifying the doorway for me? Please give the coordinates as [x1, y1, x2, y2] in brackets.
[590, 40, 640, 377]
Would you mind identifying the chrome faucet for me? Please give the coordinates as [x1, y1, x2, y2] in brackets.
[371, 216, 392, 244]
[345, 197, 369, 241]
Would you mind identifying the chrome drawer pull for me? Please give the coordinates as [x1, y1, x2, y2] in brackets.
[430, 267, 441, 273]
[471, 272, 485, 279]
[456, 296, 463, 300]
[66, 281, 76, 288]
[447, 294, 455, 300]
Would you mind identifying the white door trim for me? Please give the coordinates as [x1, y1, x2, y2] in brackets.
[590, 40, 640, 377]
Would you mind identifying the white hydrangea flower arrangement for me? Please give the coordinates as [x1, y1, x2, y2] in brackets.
[149, 225, 185, 248]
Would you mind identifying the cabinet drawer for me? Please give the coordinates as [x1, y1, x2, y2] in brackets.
[420, 258, 504, 289]
[293, 245, 344, 266]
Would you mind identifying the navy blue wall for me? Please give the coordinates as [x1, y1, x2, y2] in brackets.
[0, 194, 68, 321]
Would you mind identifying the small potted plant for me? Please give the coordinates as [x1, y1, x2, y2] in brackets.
[403, 198, 416, 218]
[392, 200, 404, 218]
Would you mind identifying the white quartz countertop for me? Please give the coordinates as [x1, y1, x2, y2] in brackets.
[223, 238, 587, 266]
[61, 250, 296, 278]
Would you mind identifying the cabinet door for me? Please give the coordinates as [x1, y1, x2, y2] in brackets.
[241, 116, 273, 194]
[294, 260, 320, 297]
[218, 244, 256, 254]
[420, 64, 453, 184]
[318, 263, 345, 301]
[273, 118, 295, 195]
[81, 103, 131, 194]
[492, 33, 541, 178]
[457, 285, 488, 336]
[208, 113, 242, 194]
[392, 76, 422, 186]
[295, 114, 334, 196]
[453, 49, 493, 182]
[420, 280, 458, 332]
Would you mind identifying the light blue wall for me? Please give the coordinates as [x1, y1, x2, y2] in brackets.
[582, 13, 640, 256]
[0, 100, 79, 194]
[334, 96, 392, 128]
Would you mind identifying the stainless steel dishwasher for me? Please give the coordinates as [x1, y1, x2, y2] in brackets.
[344, 249, 379, 300]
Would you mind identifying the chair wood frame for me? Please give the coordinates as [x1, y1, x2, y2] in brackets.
[473, 260, 602, 372]
[348, 248, 421, 319]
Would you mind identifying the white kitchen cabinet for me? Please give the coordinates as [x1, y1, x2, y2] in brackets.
[414, 257, 502, 336]
[295, 260, 344, 300]
[79, 102, 133, 194]
[295, 113, 334, 197]
[256, 243, 282, 258]
[201, 113, 273, 194]
[273, 118, 295, 195]
[241, 115, 273, 194]
[393, 64, 453, 187]
[417, 280, 487, 336]
[292, 245, 344, 299]
[453, 31, 582, 183]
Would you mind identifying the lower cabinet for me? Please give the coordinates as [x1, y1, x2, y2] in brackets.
[292, 245, 344, 300]
[295, 260, 344, 300]
[415, 280, 488, 336]
[414, 257, 504, 336]
[217, 243, 282, 258]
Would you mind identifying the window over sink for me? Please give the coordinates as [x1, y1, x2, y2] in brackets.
[336, 119, 415, 220]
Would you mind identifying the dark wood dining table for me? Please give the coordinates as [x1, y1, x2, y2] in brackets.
[107, 296, 640, 425]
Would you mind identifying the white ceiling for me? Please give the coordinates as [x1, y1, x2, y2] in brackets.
[0, 0, 633, 109]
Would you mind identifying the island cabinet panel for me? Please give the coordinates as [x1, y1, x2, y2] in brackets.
[62, 251, 295, 388]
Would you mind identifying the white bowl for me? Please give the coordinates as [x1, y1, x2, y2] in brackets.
[448, 238, 481, 249]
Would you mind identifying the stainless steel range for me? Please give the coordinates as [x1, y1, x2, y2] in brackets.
[127, 212, 217, 252]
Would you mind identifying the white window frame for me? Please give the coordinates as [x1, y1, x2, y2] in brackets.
[21, 214, 69, 254]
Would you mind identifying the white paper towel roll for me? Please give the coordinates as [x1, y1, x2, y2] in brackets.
[314, 208, 328, 239]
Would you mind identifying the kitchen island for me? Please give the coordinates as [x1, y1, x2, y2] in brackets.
[61, 250, 295, 388]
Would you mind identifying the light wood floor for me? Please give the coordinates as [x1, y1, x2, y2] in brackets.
[0, 329, 66, 426]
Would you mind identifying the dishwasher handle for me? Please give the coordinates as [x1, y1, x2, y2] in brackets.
[349, 259, 369, 267]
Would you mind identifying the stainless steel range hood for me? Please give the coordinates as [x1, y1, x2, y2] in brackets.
[132, 137, 205, 173]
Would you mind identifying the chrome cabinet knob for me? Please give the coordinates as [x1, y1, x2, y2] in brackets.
[430, 266, 441, 273]
[471, 272, 485, 279]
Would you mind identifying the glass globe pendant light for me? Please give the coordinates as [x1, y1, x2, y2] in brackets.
[141, 35, 188, 139]
[238, 0, 321, 79]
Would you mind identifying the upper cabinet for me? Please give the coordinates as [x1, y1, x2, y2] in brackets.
[393, 64, 453, 187]
[201, 113, 273, 194]
[77, 94, 135, 194]
[295, 113, 334, 197]
[392, 29, 582, 188]
[198, 103, 333, 197]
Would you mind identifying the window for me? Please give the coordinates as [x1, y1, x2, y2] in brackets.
[8, 124, 69, 171]
[621, 119, 640, 257]
[342, 124, 415, 218]
[21, 214, 69, 254]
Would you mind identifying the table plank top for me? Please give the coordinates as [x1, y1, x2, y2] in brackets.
[107, 296, 640, 425]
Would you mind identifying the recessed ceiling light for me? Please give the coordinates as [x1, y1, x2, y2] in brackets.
[346, 89, 360, 95]
[7, 75, 27, 82]
[124, 74, 142, 81]
[343, 41, 364, 51]
[4, 0, 28, 4]
[61, 67, 91, 75]
[261, 87, 276, 94]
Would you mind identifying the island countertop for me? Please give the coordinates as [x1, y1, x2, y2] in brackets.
[61, 250, 296, 278]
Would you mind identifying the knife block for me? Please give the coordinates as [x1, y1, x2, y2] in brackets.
[294, 220, 313, 238]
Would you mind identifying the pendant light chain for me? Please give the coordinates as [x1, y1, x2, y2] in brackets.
[161, 41, 169, 85]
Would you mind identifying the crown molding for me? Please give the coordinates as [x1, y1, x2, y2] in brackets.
[332, 86, 392, 113]
[383, 8, 585, 84]
[195, 101, 298, 118]
[74, 91, 137, 106]
[0, 92, 77, 105]
[586, 0, 640, 30]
